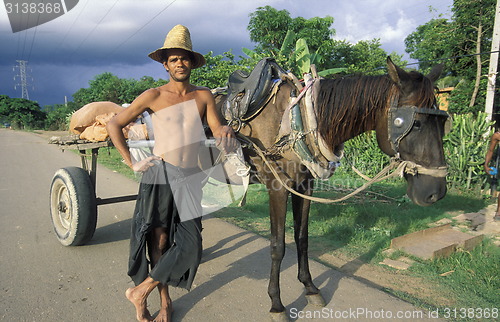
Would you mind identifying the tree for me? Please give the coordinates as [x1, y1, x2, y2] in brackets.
[44, 102, 79, 130]
[72, 73, 168, 107]
[191, 51, 245, 89]
[328, 39, 406, 75]
[404, 18, 452, 73]
[247, 5, 335, 73]
[72, 72, 122, 106]
[291, 16, 335, 53]
[404, 0, 496, 114]
[247, 6, 294, 54]
[450, 0, 496, 108]
[247, 6, 404, 77]
[0, 95, 46, 129]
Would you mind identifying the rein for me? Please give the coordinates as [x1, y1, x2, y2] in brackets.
[238, 133, 445, 204]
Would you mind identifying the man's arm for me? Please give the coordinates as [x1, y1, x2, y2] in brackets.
[107, 89, 158, 170]
[203, 90, 235, 151]
[484, 132, 500, 174]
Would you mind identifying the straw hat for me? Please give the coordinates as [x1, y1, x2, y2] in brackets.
[148, 24, 206, 69]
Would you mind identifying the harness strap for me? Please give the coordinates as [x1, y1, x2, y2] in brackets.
[399, 161, 448, 177]
[274, 76, 342, 179]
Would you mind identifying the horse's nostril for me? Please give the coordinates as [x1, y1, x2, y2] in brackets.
[426, 188, 446, 204]
[428, 194, 439, 203]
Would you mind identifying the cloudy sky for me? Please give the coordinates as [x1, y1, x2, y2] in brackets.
[0, 0, 453, 107]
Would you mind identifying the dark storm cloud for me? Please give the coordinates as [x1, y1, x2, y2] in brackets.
[0, 0, 452, 106]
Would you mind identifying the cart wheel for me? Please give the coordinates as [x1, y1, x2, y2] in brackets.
[50, 167, 97, 246]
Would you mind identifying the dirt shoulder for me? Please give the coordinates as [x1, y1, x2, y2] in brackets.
[281, 235, 456, 308]
[297, 207, 500, 309]
[32, 130, 70, 140]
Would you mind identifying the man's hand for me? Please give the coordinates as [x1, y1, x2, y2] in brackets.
[215, 125, 237, 153]
[132, 155, 162, 173]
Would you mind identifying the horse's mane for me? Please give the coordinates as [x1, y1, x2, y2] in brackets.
[315, 71, 436, 147]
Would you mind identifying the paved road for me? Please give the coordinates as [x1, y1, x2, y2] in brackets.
[0, 129, 443, 321]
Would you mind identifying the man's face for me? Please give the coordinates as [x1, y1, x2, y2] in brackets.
[163, 49, 192, 82]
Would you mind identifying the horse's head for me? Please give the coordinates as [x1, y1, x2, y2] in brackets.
[376, 57, 448, 206]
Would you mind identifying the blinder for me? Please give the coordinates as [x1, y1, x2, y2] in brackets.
[388, 105, 450, 153]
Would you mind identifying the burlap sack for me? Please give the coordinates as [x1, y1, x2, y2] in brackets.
[79, 112, 118, 142]
[126, 123, 148, 140]
[79, 122, 109, 142]
[69, 101, 123, 134]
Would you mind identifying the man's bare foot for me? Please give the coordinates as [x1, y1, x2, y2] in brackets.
[154, 303, 173, 322]
[126, 287, 153, 322]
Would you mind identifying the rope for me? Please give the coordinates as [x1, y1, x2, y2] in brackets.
[239, 133, 401, 203]
[400, 161, 448, 177]
[237, 133, 447, 204]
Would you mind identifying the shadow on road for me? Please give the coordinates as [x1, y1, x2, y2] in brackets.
[88, 218, 132, 245]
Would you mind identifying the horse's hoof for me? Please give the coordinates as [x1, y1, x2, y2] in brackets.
[306, 292, 326, 307]
[270, 311, 289, 322]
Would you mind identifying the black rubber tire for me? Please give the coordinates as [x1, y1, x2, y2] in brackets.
[49, 167, 97, 246]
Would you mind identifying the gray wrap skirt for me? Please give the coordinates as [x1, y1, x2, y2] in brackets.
[127, 160, 204, 290]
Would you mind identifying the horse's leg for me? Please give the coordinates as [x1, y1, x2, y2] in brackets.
[267, 184, 289, 319]
[291, 179, 326, 307]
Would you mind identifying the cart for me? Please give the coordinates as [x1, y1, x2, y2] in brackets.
[49, 137, 138, 246]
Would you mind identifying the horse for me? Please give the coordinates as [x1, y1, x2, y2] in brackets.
[213, 56, 448, 320]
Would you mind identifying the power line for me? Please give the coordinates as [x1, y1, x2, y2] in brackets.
[67, 0, 120, 61]
[106, 0, 178, 57]
[50, 0, 91, 56]
[27, 0, 45, 62]
[405, 50, 500, 67]
[63, 0, 178, 90]
[342, 50, 500, 75]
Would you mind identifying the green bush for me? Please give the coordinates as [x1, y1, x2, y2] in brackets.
[444, 112, 493, 191]
[337, 132, 390, 178]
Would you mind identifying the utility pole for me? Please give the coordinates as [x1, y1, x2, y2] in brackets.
[13, 60, 32, 100]
[485, 0, 500, 122]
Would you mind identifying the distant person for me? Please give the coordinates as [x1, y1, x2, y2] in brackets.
[107, 24, 235, 322]
[484, 131, 500, 221]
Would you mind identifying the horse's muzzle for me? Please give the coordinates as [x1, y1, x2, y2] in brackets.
[405, 174, 447, 206]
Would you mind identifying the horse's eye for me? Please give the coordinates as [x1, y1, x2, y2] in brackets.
[413, 120, 422, 130]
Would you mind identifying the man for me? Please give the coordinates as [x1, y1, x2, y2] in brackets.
[107, 25, 235, 322]
[484, 131, 500, 221]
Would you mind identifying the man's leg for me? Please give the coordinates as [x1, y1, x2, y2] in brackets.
[150, 227, 173, 322]
[126, 277, 159, 322]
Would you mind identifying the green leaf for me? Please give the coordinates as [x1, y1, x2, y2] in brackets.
[280, 30, 296, 56]
[295, 38, 311, 75]
[242, 47, 257, 59]
[318, 68, 347, 77]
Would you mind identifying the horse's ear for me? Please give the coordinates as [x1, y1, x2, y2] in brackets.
[427, 64, 444, 83]
[386, 56, 409, 87]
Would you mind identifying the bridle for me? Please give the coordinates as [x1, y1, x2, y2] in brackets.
[387, 104, 450, 178]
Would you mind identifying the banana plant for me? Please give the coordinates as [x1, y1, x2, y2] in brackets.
[243, 30, 346, 77]
[294, 37, 346, 77]
[241, 30, 296, 69]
